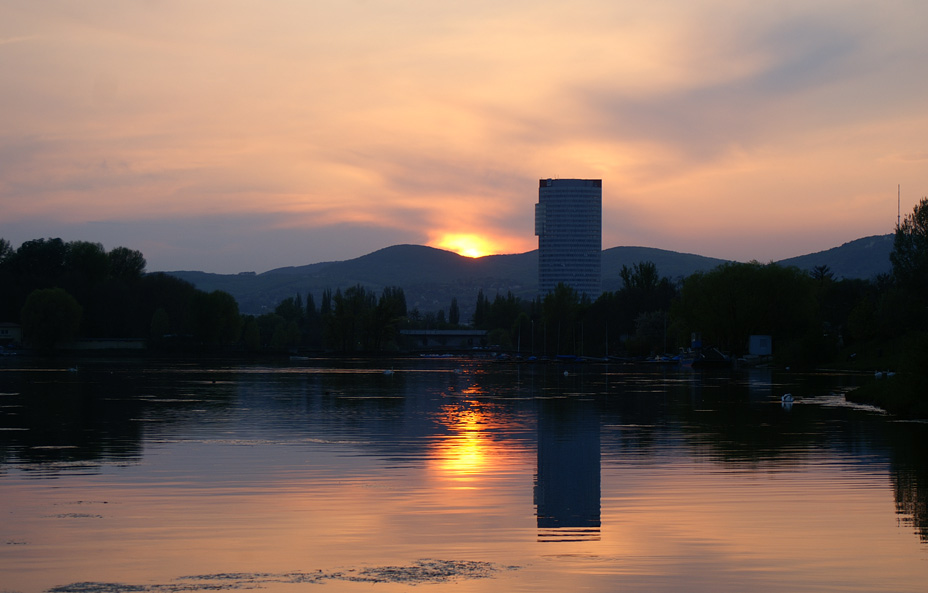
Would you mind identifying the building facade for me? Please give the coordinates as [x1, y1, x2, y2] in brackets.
[535, 178, 602, 298]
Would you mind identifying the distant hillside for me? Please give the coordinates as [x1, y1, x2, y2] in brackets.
[777, 234, 893, 280]
[602, 246, 729, 291]
[166, 235, 893, 317]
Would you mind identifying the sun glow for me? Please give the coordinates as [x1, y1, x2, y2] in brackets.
[432, 405, 495, 482]
[432, 234, 494, 258]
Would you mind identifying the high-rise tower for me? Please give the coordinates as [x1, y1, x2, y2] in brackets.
[535, 178, 602, 298]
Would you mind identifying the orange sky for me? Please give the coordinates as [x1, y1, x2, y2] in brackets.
[2, 1, 927, 272]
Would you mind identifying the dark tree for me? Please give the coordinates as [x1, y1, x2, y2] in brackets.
[375, 286, 407, 350]
[135, 273, 198, 337]
[327, 285, 376, 351]
[473, 289, 488, 329]
[487, 291, 522, 334]
[21, 287, 83, 351]
[620, 261, 660, 291]
[304, 293, 323, 349]
[320, 289, 332, 317]
[190, 290, 242, 346]
[107, 246, 146, 282]
[275, 296, 304, 323]
[306, 293, 317, 317]
[449, 297, 460, 326]
[1, 238, 69, 322]
[66, 241, 109, 285]
[811, 265, 834, 284]
[891, 197, 928, 299]
[590, 261, 679, 355]
[673, 262, 816, 357]
[242, 316, 261, 351]
[9, 238, 68, 288]
[0, 238, 13, 264]
[543, 283, 582, 356]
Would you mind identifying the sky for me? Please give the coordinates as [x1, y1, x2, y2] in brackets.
[2, 1, 927, 273]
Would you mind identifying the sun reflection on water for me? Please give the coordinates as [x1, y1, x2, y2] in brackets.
[431, 402, 511, 484]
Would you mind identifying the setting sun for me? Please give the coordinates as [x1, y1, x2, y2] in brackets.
[432, 234, 494, 258]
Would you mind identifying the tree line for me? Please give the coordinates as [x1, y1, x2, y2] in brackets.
[0, 238, 241, 352]
[2, 197, 925, 363]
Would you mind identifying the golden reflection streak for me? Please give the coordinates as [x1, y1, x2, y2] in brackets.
[431, 403, 501, 483]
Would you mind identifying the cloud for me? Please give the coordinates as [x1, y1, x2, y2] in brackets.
[2, 1, 927, 271]
[0, 35, 38, 46]
[575, 18, 870, 160]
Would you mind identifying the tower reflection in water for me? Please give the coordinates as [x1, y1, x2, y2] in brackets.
[534, 398, 601, 542]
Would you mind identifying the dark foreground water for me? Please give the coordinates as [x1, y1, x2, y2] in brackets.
[1, 357, 926, 593]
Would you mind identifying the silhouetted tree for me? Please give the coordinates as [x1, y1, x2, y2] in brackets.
[135, 272, 198, 339]
[256, 313, 285, 350]
[374, 286, 407, 350]
[632, 310, 669, 356]
[620, 261, 660, 292]
[320, 289, 332, 317]
[811, 265, 834, 284]
[487, 291, 522, 334]
[581, 261, 677, 356]
[190, 290, 241, 347]
[7, 238, 67, 292]
[149, 307, 171, 344]
[891, 197, 928, 300]
[0, 238, 12, 264]
[449, 297, 460, 326]
[304, 293, 323, 349]
[473, 289, 489, 329]
[275, 296, 304, 323]
[21, 287, 82, 351]
[242, 315, 261, 351]
[673, 262, 816, 357]
[107, 246, 146, 283]
[543, 283, 582, 356]
[327, 286, 377, 351]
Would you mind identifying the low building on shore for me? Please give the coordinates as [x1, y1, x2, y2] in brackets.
[399, 329, 487, 351]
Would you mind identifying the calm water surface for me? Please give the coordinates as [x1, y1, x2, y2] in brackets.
[1, 357, 926, 592]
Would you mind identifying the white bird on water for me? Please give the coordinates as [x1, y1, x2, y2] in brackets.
[781, 393, 794, 403]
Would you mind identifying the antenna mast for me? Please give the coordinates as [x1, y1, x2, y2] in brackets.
[898, 184, 901, 228]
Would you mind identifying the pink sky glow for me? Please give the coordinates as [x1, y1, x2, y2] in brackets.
[2, 1, 926, 272]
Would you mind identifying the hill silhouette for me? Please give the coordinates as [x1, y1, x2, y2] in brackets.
[776, 234, 894, 279]
[167, 235, 893, 317]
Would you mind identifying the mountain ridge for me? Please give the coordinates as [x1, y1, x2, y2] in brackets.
[166, 234, 893, 316]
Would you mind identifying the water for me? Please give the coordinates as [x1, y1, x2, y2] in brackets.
[1, 357, 926, 592]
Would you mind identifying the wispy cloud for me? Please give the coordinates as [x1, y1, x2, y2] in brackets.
[1, 1, 926, 270]
[0, 35, 38, 45]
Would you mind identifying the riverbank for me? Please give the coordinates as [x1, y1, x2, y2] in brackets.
[841, 331, 928, 419]
[846, 373, 928, 419]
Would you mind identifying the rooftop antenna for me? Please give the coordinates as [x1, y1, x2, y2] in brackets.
[898, 184, 901, 228]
